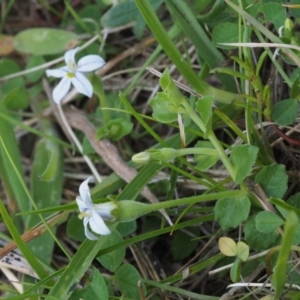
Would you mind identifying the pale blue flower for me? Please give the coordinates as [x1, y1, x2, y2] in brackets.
[46, 47, 105, 104]
[76, 177, 116, 240]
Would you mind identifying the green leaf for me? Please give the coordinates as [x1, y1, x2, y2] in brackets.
[261, 2, 286, 30]
[67, 216, 86, 242]
[25, 56, 45, 83]
[150, 92, 179, 123]
[244, 214, 279, 251]
[14, 28, 79, 55]
[36, 140, 62, 182]
[165, 0, 236, 91]
[116, 221, 137, 237]
[97, 230, 125, 272]
[195, 96, 213, 135]
[134, 0, 240, 104]
[218, 237, 237, 256]
[255, 164, 288, 198]
[214, 196, 251, 230]
[212, 22, 243, 49]
[236, 241, 249, 262]
[3, 86, 28, 110]
[171, 228, 199, 260]
[0, 58, 28, 110]
[255, 211, 284, 233]
[28, 136, 63, 263]
[96, 118, 133, 141]
[48, 225, 118, 299]
[114, 264, 145, 299]
[0, 102, 29, 221]
[75, 5, 102, 34]
[230, 145, 259, 184]
[194, 141, 219, 171]
[230, 258, 241, 282]
[150, 69, 187, 123]
[273, 212, 298, 299]
[271, 99, 298, 126]
[70, 267, 108, 300]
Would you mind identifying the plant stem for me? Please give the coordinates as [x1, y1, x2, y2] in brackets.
[144, 189, 244, 212]
[57, 104, 102, 183]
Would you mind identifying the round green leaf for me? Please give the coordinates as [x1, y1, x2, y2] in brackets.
[272, 99, 298, 126]
[236, 241, 249, 262]
[255, 164, 288, 199]
[214, 196, 251, 230]
[14, 28, 79, 55]
[255, 211, 284, 233]
[244, 214, 279, 251]
[114, 264, 145, 299]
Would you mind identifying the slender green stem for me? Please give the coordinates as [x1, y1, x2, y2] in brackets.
[57, 104, 102, 183]
[144, 189, 244, 212]
[182, 102, 236, 179]
[175, 147, 218, 156]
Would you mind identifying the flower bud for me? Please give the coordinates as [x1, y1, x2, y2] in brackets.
[132, 148, 178, 164]
[116, 201, 155, 222]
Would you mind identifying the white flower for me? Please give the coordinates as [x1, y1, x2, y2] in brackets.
[46, 47, 105, 104]
[76, 177, 116, 240]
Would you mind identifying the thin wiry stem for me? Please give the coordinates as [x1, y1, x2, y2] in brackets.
[57, 104, 102, 183]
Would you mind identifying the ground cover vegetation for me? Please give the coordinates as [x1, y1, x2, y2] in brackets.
[0, 0, 300, 299]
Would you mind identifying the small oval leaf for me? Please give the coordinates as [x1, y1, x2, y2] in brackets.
[219, 237, 237, 256]
[14, 28, 79, 55]
[236, 241, 249, 262]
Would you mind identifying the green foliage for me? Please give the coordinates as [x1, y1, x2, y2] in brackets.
[230, 145, 259, 184]
[150, 69, 186, 123]
[214, 196, 251, 230]
[230, 258, 241, 282]
[273, 212, 298, 299]
[255, 164, 288, 198]
[255, 211, 284, 233]
[261, 2, 286, 30]
[0, 58, 28, 110]
[25, 56, 46, 83]
[70, 267, 108, 300]
[2, 0, 300, 298]
[96, 118, 133, 141]
[271, 98, 298, 126]
[96, 230, 125, 272]
[212, 22, 242, 49]
[101, 0, 162, 38]
[14, 28, 79, 55]
[114, 264, 145, 299]
[171, 228, 199, 260]
[194, 141, 219, 171]
[244, 214, 279, 251]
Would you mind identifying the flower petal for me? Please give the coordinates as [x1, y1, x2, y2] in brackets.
[78, 177, 94, 207]
[83, 218, 98, 240]
[46, 68, 67, 78]
[77, 55, 106, 72]
[52, 76, 71, 104]
[71, 72, 93, 97]
[76, 196, 86, 212]
[89, 211, 111, 235]
[64, 47, 79, 65]
[94, 202, 116, 220]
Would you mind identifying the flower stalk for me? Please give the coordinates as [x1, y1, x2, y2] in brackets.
[117, 189, 245, 223]
[132, 147, 218, 164]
